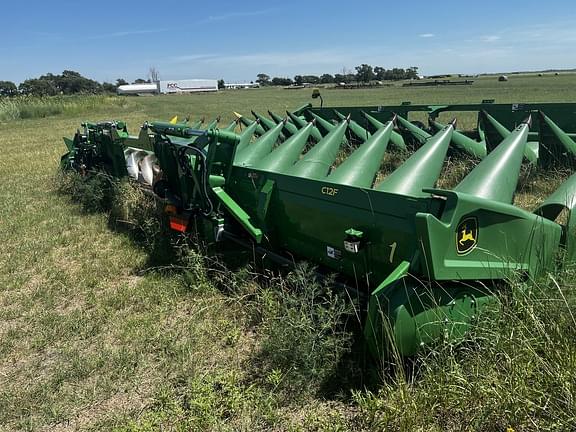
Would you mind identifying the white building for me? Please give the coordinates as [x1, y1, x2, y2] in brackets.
[117, 83, 158, 95]
[159, 79, 218, 94]
[117, 79, 218, 95]
[224, 82, 260, 89]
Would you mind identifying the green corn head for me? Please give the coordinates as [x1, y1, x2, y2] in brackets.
[61, 101, 576, 359]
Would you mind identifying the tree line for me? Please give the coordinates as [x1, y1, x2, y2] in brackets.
[0, 71, 151, 97]
[0, 64, 421, 97]
[255, 64, 419, 86]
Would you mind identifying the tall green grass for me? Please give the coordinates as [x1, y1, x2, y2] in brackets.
[54, 172, 576, 431]
[54, 173, 359, 430]
[0, 95, 132, 122]
[353, 266, 576, 431]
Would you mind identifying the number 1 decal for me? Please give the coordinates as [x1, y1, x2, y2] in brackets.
[389, 242, 397, 263]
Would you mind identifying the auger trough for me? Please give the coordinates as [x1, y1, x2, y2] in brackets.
[61, 100, 576, 359]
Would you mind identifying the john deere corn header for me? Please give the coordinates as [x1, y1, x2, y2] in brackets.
[61, 100, 576, 358]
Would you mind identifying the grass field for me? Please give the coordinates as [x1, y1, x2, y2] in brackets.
[1, 74, 576, 431]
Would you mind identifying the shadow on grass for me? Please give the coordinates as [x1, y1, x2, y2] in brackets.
[54, 169, 409, 404]
[203, 254, 399, 401]
[54, 170, 180, 269]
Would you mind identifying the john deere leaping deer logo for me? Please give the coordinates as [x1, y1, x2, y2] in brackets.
[456, 217, 478, 255]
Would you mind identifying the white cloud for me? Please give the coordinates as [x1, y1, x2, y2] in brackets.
[200, 9, 276, 23]
[419, 33, 435, 38]
[170, 54, 219, 62]
[89, 20, 576, 83]
[168, 48, 381, 70]
[480, 35, 501, 43]
[87, 29, 168, 40]
[163, 47, 395, 81]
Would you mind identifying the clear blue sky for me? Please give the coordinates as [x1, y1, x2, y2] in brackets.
[2, 0, 575, 84]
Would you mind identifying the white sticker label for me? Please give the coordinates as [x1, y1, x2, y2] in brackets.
[326, 246, 342, 260]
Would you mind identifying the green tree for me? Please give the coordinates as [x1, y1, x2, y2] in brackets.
[407, 66, 419, 79]
[116, 78, 129, 86]
[320, 74, 334, 84]
[102, 82, 117, 93]
[345, 73, 356, 83]
[271, 77, 293, 86]
[293, 75, 304, 86]
[334, 74, 346, 83]
[388, 68, 405, 80]
[301, 75, 320, 84]
[18, 79, 57, 96]
[218, 79, 225, 89]
[355, 64, 375, 83]
[0, 81, 18, 97]
[256, 73, 271, 85]
[36, 70, 102, 94]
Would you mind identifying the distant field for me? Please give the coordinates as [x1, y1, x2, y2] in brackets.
[118, 73, 576, 126]
[0, 73, 575, 431]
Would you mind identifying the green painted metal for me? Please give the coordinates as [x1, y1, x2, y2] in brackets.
[291, 102, 312, 116]
[334, 110, 370, 142]
[252, 110, 287, 141]
[190, 118, 205, 129]
[480, 110, 538, 164]
[398, 115, 487, 159]
[539, 111, 576, 154]
[213, 186, 263, 243]
[396, 114, 430, 144]
[235, 120, 261, 154]
[252, 110, 277, 131]
[235, 120, 285, 167]
[535, 172, 576, 261]
[362, 111, 406, 150]
[286, 110, 306, 126]
[455, 118, 530, 203]
[235, 112, 267, 136]
[205, 117, 220, 131]
[309, 111, 336, 134]
[268, 110, 299, 136]
[478, 118, 486, 142]
[429, 119, 487, 158]
[314, 102, 576, 164]
[223, 120, 238, 132]
[375, 122, 454, 196]
[309, 111, 349, 146]
[148, 121, 193, 137]
[63, 136, 74, 152]
[327, 120, 393, 188]
[480, 110, 510, 139]
[537, 111, 576, 168]
[365, 264, 495, 357]
[254, 121, 314, 173]
[286, 118, 348, 179]
[364, 261, 410, 357]
[287, 110, 324, 142]
[416, 190, 561, 281]
[61, 100, 576, 362]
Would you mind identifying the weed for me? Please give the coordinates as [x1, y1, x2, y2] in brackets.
[55, 170, 116, 213]
[251, 264, 355, 401]
[354, 267, 576, 431]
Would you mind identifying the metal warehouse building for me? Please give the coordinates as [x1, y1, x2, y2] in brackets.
[117, 79, 218, 95]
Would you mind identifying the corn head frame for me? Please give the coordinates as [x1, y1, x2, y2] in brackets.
[61, 100, 576, 359]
